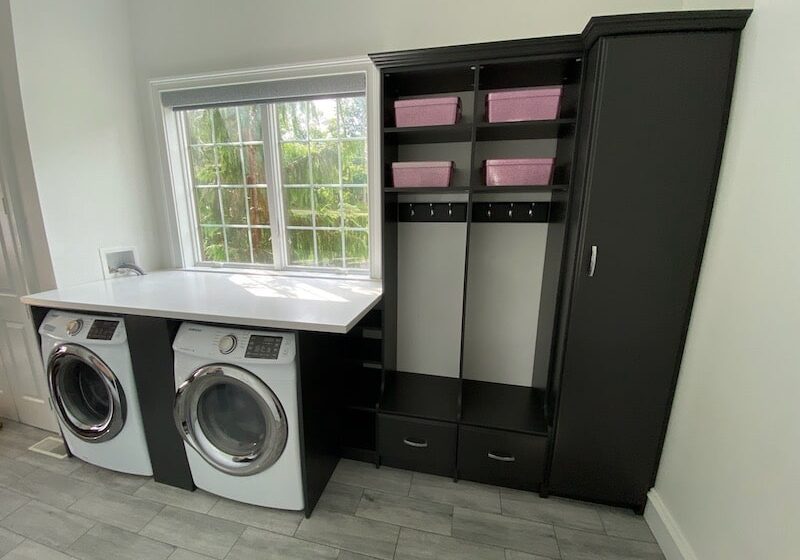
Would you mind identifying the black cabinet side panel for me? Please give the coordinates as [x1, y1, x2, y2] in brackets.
[124, 315, 194, 490]
[550, 32, 739, 508]
[297, 331, 344, 517]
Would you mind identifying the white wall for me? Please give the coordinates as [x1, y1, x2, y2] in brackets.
[9, 0, 163, 288]
[128, 0, 752, 79]
[648, 1, 800, 559]
[0, 0, 55, 294]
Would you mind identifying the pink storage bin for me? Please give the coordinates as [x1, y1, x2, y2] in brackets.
[394, 97, 461, 127]
[392, 161, 453, 188]
[484, 158, 555, 186]
[486, 86, 563, 122]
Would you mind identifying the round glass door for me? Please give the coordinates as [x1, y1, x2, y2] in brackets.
[174, 364, 287, 476]
[47, 344, 126, 442]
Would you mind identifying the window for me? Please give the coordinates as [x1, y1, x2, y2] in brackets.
[178, 95, 369, 273]
[184, 105, 273, 265]
[276, 98, 368, 270]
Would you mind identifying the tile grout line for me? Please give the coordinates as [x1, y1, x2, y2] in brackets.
[219, 522, 247, 560]
[61, 514, 98, 557]
[0, 488, 30, 522]
[552, 521, 564, 560]
[391, 518, 402, 560]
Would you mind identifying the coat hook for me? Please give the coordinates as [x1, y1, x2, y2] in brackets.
[529, 203, 535, 217]
[429, 203, 434, 217]
[487, 203, 492, 219]
[508, 202, 514, 218]
[448, 203, 453, 217]
[410, 203, 415, 217]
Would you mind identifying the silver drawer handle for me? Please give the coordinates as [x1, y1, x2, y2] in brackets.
[487, 452, 515, 462]
[403, 438, 428, 448]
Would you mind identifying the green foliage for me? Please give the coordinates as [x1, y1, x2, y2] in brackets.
[338, 97, 366, 138]
[287, 230, 314, 266]
[185, 97, 368, 270]
[225, 227, 251, 263]
[248, 188, 270, 225]
[239, 105, 262, 141]
[195, 188, 221, 224]
[251, 228, 272, 264]
[278, 102, 307, 141]
[281, 142, 309, 185]
[200, 227, 225, 261]
[221, 188, 247, 225]
[279, 97, 369, 269]
[190, 147, 216, 185]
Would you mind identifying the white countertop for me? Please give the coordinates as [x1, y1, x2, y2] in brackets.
[21, 270, 383, 333]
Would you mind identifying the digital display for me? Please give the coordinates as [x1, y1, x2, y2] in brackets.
[244, 335, 282, 359]
[87, 320, 119, 340]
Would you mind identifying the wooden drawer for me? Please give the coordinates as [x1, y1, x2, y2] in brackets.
[378, 414, 456, 476]
[458, 426, 546, 491]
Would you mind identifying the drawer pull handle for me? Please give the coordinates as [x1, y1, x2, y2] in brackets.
[487, 452, 515, 462]
[403, 438, 428, 448]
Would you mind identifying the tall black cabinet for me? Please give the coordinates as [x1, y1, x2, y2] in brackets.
[364, 10, 750, 512]
[548, 21, 745, 508]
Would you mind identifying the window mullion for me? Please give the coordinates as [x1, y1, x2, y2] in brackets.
[335, 100, 346, 270]
[263, 104, 287, 269]
[307, 102, 319, 267]
[179, 113, 204, 266]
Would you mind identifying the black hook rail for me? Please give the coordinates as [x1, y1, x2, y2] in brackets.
[398, 202, 468, 223]
[472, 201, 550, 223]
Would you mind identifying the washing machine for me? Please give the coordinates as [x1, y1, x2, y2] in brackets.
[172, 323, 304, 510]
[39, 311, 152, 476]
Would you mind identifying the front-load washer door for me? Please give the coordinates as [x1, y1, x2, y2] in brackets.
[47, 344, 126, 443]
[174, 364, 288, 476]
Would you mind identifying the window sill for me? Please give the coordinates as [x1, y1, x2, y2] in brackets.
[181, 266, 377, 283]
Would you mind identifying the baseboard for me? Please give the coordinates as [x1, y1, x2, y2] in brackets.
[644, 489, 698, 560]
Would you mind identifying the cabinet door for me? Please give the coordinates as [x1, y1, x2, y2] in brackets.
[549, 31, 739, 507]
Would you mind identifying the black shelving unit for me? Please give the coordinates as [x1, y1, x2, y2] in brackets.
[370, 35, 583, 489]
[365, 10, 750, 509]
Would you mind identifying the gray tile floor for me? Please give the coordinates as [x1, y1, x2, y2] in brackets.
[0, 419, 664, 560]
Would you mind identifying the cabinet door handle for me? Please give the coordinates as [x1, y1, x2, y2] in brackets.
[487, 452, 516, 462]
[403, 438, 428, 448]
[588, 245, 598, 277]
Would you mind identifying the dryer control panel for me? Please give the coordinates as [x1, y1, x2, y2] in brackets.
[245, 335, 282, 359]
[173, 323, 296, 365]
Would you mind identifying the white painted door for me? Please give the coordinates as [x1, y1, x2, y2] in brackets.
[0, 186, 56, 430]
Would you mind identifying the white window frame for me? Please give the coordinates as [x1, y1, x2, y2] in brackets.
[149, 57, 382, 279]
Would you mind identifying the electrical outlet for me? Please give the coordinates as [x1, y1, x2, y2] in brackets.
[99, 246, 140, 279]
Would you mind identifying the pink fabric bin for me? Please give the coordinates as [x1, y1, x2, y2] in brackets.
[486, 86, 563, 122]
[392, 161, 453, 188]
[484, 158, 555, 186]
[394, 97, 461, 127]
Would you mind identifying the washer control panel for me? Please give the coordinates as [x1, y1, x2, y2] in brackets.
[244, 335, 282, 359]
[87, 319, 119, 341]
[38, 311, 126, 345]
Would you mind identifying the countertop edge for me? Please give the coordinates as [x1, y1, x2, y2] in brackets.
[21, 295, 381, 334]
